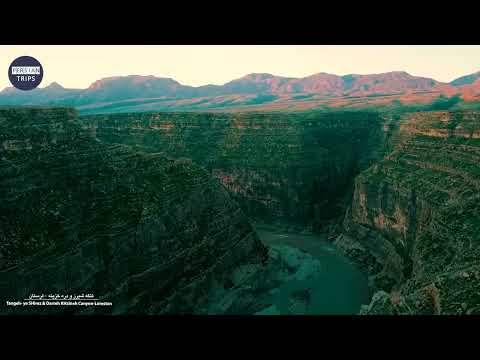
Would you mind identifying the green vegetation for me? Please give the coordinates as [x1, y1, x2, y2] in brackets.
[428, 94, 462, 111]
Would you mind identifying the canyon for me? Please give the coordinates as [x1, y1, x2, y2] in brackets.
[79, 111, 391, 232]
[0, 107, 350, 314]
[1, 106, 479, 315]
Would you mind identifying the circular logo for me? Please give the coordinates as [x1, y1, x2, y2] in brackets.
[8, 56, 43, 91]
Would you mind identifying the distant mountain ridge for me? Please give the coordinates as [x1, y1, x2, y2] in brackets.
[1, 70, 479, 113]
[450, 71, 480, 86]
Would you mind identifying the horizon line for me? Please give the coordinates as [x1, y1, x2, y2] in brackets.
[2, 69, 479, 92]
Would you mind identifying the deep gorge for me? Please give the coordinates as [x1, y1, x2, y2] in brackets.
[2, 107, 479, 315]
[1, 108, 379, 314]
[79, 111, 393, 232]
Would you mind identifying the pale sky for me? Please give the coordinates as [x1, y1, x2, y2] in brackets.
[1, 45, 479, 90]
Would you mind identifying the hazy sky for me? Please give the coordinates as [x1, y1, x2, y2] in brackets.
[1, 45, 479, 90]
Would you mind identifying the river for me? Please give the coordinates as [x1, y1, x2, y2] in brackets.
[256, 228, 370, 315]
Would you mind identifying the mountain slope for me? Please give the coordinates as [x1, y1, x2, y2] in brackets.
[201, 71, 446, 96]
[74, 75, 196, 104]
[0, 82, 82, 105]
[451, 71, 480, 86]
[0, 71, 479, 112]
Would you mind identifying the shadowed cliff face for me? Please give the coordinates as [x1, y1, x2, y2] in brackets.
[0, 107, 272, 314]
[337, 111, 480, 314]
[79, 111, 389, 232]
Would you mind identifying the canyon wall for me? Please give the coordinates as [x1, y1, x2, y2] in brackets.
[80, 111, 389, 231]
[0, 107, 273, 314]
[337, 111, 480, 314]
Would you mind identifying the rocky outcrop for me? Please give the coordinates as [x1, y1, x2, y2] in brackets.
[80, 111, 389, 232]
[337, 111, 480, 314]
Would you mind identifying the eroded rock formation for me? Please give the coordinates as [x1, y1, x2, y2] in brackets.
[80, 111, 389, 232]
[337, 111, 480, 314]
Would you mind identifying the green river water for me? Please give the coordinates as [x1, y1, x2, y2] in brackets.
[257, 228, 370, 315]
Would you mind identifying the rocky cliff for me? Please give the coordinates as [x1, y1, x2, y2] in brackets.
[80, 111, 389, 232]
[0, 107, 334, 315]
[337, 111, 480, 314]
[0, 107, 268, 314]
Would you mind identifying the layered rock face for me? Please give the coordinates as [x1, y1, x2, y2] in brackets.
[0, 107, 273, 314]
[80, 111, 388, 231]
[337, 111, 480, 314]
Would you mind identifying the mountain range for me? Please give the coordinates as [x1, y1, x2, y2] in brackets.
[1, 70, 480, 114]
